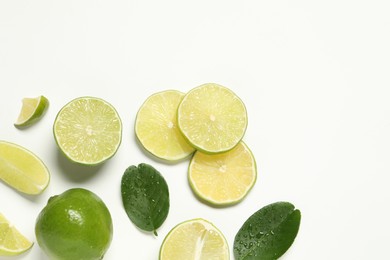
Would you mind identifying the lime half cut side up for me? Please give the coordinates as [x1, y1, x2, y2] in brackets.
[0, 141, 50, 195]
[178, 83, 248, 153]
[159, 218, 229, 260]
[14, 95, 49, 128]
[135, 90, 195, 162]
[188, 141, 257, 206]
[53, 97, 122, 165]
[0, 213, 33, 256]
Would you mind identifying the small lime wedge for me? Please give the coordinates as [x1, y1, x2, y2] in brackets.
[0, 141, 50, 195]
[178, 83, 247, 153]
[188, 141, 257, 206]
[135, 90, 195, 161]
[14, 95, 49, 128]
[159, 218, 229, 260]
[53, 97, 122, 165]
[0, 213, 33, 256]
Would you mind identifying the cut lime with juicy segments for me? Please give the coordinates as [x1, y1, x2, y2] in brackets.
[0, 213, 33, 256]
[159, 218, 229, 260]
[178, 83, 248, 154]
[14, 95, 49, 128]
[135, 90, 195, 162]
[189, 141, 257, 206]
[0, 141, 50, 195]
[53, 97, 122, 165]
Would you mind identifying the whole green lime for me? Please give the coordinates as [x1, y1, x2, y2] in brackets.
[35, 188, 113, 260]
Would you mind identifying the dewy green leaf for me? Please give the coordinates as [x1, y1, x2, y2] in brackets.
[121, 163, 170, 236]
[233, 201, 301, 260]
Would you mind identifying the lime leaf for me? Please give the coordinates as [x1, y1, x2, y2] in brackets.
[233, 202, 301, 260]
[121, 163, 169, 235]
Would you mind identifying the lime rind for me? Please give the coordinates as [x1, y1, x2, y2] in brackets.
[14, 95, 49, 128]
[135, 90, 195, 162]
[188, 141, 257, 206]
[177, 83, 248, 154]
[53, 96, 122, 166]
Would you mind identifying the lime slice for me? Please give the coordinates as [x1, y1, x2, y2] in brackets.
[0, 141, 50, 195]
[188, 141, 256, 206]
[14, 95, 49, 128]
[53, 97, 122, 165]
[159, 218, 229, 260]
[135, 90, 195, 161]
[178, 83, 247, 153]
[0, 213, 33, 256]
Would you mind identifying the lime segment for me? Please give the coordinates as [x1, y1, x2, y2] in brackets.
[0, 141, 50, 195]
[0, 213, 33, 256]
[53, 97, 122, 165]
[178, 83, 247, 153]
[14, 95, 49, 128]
[159, 218, 229, 260]
[135, 90, 195, 161]
[189, 141, 257, 206]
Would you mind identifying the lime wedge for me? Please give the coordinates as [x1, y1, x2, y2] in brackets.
[0, 141, 50, 195]
[159, 218, 229, 260]
[0, 213, 33, 256]
[53, 97, 122, 165]
[135, 90, 195, 161]
[14, 95, 49, 128]
[188, 141, 256, 206]
[178, 83, 247, 153]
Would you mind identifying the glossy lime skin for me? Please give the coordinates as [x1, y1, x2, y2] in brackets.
[35, 188, 113, 260]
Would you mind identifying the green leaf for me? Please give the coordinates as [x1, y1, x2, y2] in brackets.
[121, 163, 170, 235]
[233, 202, 301, 260]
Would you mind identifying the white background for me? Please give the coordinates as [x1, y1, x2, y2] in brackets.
[1, 0, 390, 259]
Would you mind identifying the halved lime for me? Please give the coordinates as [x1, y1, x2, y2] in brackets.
[0, 141, 50, 195]
[135, 90, 195, 161]
[14, 95, 49, 128]
[189, 141, 257, 206]
[178, 83, 247, 153]
[159, 218, 229, 260]
[0, 213, 33, 256]
[53, 97, 122, 165]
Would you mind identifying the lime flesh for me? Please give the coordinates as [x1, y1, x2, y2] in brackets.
[178, 83, 247, 153]
[135, 90, 195, 161]
[14, 95, 49, 128]
[159, 218, 229, 260]
[0, 140, 50, 195]
[189, 141, 257, 206]
[0, 213, 33, 256]
[53, 97, 122, 165]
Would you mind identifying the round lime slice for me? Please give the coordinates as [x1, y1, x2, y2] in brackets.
[178, 83, 248, 154]
[188, 141, 257, 206]
[53, 97, 122, 165]
[135, 90, 195, 162]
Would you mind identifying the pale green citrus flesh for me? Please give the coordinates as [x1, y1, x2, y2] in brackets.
[159, 218, 229, 260]
[14, 95, 49, 127]
[0, 141, 50, 195]
[178, 83, 247, 153]
[53, 97, 122, 165]
[0, 213, 33, 256]
[189, 141, 257, 206]
[135, 90, 195, 161]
